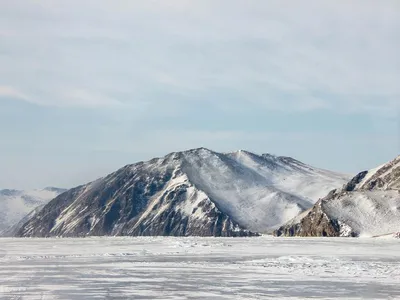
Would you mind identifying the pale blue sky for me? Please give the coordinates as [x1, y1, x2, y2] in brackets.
[0, 1, 399, 189]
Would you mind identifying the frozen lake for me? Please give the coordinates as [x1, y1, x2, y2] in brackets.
[0, 237, 399, 299]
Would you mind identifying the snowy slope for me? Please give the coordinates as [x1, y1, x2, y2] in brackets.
[0, 188, 66, 235]
[275, 155, 400, 237]
[0, 204, 47, 237]
[323, 190, 400, 237]
[183, 149, 348, 232]
[17, 148, 349, 237]
[354, 155, 400, 190]
[228, 150, 348, 204]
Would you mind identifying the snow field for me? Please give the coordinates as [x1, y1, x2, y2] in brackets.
[1, 236, 399, 299]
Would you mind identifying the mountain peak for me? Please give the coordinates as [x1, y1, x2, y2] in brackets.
[0, 189, 21, 196]
[159, 147, 216, 161]
[175, 147, 214, 155]
[43, 187, 67, 193]
[261, 153, 279, 159]
[349, 155, 400, 191]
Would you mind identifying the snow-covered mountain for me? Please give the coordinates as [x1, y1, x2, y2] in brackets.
[0, 187, 66, 235]
[275, 155, 400, 237]
[17, 148, 349, 237]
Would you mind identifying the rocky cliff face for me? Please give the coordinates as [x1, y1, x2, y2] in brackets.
[274, 201, 343, 237]
[17, 148, 348, 237]
[275, 155, 400, 237]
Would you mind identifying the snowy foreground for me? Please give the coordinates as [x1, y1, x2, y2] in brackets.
[1, 237, 400, 299]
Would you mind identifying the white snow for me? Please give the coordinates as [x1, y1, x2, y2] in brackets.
[316, 156, 400, 237]
[181, 149, 349, 232]
[0, 236, 399, 299]
[380, 156, 400, 179]
[0, 189, 63, 234]
[175, 185, 210, 219]
[324, 190, 400, 237]
[278, 155, 400, 237]
[356, 164, 385, 189]
[357, 155, 400, 190]
[230, 150, 349, 202]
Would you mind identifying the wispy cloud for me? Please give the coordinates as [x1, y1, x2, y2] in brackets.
[0, 1, 399, 188]
[0, 85, 122, 108]
[61, 89, 123, 108]
[0, 0, 398, 114]
[0, 86, 29, 101]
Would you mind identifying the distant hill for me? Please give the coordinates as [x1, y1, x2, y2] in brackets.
[0, 187, 66, 235]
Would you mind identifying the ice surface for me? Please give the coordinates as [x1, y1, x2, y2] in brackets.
[1, 237, 399, 299]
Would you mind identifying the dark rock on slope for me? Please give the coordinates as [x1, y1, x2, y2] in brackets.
[275, 155, 400, 237]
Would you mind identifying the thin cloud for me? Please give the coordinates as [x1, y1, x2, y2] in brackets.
[0, 1, 398, 114]
[0, 86, 29, 101]
[0, 86, 122, 108]
[62, 89, 123, 108]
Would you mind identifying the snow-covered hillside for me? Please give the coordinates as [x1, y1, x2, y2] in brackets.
[186, 150, 349, 231]
[0, 188, 66, 235]
[275, 155, 400, 237]
[17, 148, 349, 237]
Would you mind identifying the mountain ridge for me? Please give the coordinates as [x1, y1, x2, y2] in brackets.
[16, 148, 349, 237]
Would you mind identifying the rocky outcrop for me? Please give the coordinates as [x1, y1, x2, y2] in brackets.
[275, 201, 340, 237]
[357, 156, 400, 190]
[274, 155, 400, 237]
[274, 199, 359, 237]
